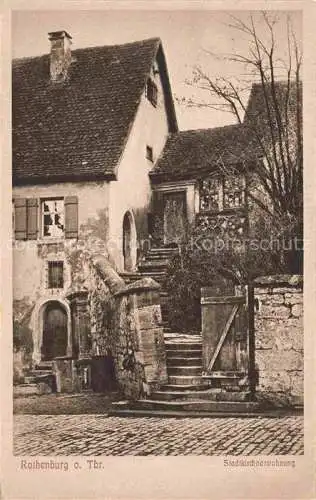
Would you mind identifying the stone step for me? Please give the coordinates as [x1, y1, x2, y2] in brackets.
[168, 375, 204, 385]
[164, 336, 202, 343]
[160, 295, 170, 305]
[13, 384, 39, 397]
[166, 357, 202, 367]
[203, 371, 245, 380]
[24, 376, 40, 384]
[151, 390, 219, 402]
[138, 271, 166, 281]
[141, 253, 165, 260]
[159, 383, 210, 392]
[168, 366, 202, 376]
[164, 332, 202, 340]
[119, 272, 142, 283]
[138, 260, 169, 269]
[108, 408, 265, 418]
[142, 254, 172, 261]
[118, 399, 260, 414]
[165, 342, 202, 351]
[30, 370, 53, 377]
[147, 247, 179, 255]
[202, 372, 247, 391]
[150, 390, 251, 402]
[166, 349, 202, 357]
[35, 361, 53, 370]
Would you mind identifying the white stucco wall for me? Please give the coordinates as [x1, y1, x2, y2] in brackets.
[108, 59, 170, 271]
[13, 181, 110, 302]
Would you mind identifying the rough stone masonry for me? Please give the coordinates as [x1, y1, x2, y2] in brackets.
[254, 275, 303, 407]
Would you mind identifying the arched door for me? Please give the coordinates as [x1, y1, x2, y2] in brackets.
[42, 301, 68, 360]
[123, 211, 136, 271]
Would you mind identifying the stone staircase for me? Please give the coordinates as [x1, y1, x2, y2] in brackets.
[113, 247, 262, 416]
[121, 246, 179, 325]
[15, 361, 56, 397]
[137, 246, 179, 282]
[110, 333, 260, 417]
[121, 246, 179, 284]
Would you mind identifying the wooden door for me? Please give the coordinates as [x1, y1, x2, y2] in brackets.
[201, 289, 250, 375]
[42, 301, 68, 360]
[163, 192, 187, 245]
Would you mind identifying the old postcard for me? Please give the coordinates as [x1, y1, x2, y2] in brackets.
[1, 0, 315, 498]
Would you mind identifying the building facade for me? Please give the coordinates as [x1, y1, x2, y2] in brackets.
[12, 32, 177, 378]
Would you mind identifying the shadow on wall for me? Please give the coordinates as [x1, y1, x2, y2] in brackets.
[13, 300, 34, 382]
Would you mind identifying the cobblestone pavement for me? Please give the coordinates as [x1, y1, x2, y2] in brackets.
[13, 393, 115, 415]
[14, 415, 303, 456]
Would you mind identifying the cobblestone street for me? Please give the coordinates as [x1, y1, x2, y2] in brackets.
[14, 415, 303, 456]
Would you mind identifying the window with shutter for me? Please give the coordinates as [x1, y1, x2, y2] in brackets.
[14, 198, 27, 240]
[41, 199, 64, 238]
[27, 198, 39, 240]
[14, 196, 79, 240]
[64, 196, 79, 239]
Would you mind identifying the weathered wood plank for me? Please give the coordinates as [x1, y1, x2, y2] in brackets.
[201, 296, 245, 305]
[206, 305, 239, 373]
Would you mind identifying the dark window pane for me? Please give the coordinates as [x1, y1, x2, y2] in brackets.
[146, 146, 153, 161]
[200, 177, 220, 212]
[146, 78, 158, 106]
[48, 261, 64, 289]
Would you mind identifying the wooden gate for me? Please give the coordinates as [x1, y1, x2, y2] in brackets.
[201, 285, 256, 394]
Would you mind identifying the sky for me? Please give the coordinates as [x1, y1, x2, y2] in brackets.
[12, 9, 302, 130]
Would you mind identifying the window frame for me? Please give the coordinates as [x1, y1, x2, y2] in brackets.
[146, 78, 158, 107]
[146, 145, 154, 162]
[199, 174, 246, 214]
[47, 260, 64, 289]
[41, 197, 65, 239]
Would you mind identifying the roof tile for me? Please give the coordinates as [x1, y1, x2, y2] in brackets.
[13, 37, 176, 184]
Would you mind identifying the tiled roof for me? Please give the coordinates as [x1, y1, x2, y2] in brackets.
[244, 81, 301, 126]
[150, 124, 258, 181]
[151, 80, 301, 182]
[13, 37, 177, 185]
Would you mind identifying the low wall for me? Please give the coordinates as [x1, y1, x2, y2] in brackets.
[254, 275, 303, 407]
[90, 257, 167, 399]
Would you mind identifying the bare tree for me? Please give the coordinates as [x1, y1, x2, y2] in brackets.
[181, 12, 303, 272]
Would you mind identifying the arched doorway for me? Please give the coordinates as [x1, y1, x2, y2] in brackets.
[122, 211, 137, 271]
[41, 301, 68, 360]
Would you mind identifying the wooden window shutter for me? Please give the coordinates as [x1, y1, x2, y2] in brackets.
[26, 198, 39, 240]
[14, 198, 27, 240]
[65, 196, 79, 239]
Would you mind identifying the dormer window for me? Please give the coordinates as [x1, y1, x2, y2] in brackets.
[152, 61, 159, 76]
[146, 145, 154, 162]
[146, 78, 158, 107]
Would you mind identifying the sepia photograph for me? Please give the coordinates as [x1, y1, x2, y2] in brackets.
[10, 8, 305, 462]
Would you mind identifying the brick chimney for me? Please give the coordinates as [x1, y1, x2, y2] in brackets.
[48, 30, 72, 82]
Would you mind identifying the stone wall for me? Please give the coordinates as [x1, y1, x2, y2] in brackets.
[254, 275, 303, 407]
[90, 256, 167, 399]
